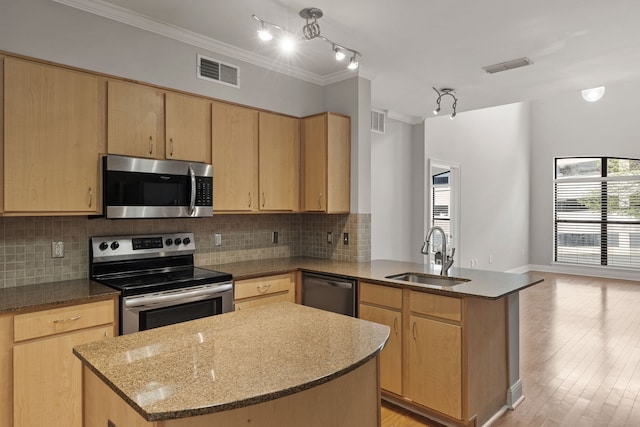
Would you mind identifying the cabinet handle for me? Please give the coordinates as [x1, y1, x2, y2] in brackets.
[53, 315, 81, 324]
[104, 332, 109, 339]
[412, 321, 417, 340]
[393, 317, 399, 335]
[262, 192, 266, 208]
[248, 192, 252, 208]
[170, 138, 174, 157]
[149, 136, 153, 155]
[88, 187, 93, 208]
[257, 284, 271, 294]
[318, 193, 323, 209]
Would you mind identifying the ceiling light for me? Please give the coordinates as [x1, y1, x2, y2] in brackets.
[432, 87, 458, 119]
[482, 57, 533, 74]
[257, 22, 273, 41]
[252, 9, 361, 71]
[581, 86, 605, 102]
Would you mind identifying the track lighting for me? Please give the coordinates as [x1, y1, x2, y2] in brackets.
[581, 86, 605, 102]
[432, 87, 458, 119]
[252, 8, 361, 71]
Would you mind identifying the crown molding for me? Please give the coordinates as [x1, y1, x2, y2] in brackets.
[387, 110, 425, 125]
[51, 0, 352, 86]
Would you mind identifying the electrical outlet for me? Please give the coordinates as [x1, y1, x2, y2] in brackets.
[327, 232, 333, 244]
[343, 233, 349, 245]
[51, 241, 64, 258]
[214, 234, 222, 246]
[272, 231, 278, 244]
[489, 255, 493, 264]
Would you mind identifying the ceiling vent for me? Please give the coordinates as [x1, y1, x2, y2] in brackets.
[482, 57, 533, 74]
[371, 109, 386, 134]
[197, 54, 239, 87]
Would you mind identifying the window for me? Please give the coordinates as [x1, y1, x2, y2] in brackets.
[554, 157, 640, 269]
[431, 171, 450, 248]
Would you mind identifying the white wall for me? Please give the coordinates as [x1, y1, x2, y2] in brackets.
[530, 80, 640, 277]
[425, 103, 531, 271]
[0, 0, 324, 117]
[371, 119, 425, 262]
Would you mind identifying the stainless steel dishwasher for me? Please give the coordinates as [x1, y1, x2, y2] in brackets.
[301, 272, 357, 317]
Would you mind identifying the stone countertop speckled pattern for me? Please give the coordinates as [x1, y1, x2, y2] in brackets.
[204, 257, 543, 300]
[0, 279, 120, 314]
[74, 302, 389, 422]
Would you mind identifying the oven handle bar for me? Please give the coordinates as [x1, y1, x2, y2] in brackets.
[124, 283, 232, 309]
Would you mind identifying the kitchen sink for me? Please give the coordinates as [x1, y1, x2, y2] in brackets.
[385, 272, 470, 287]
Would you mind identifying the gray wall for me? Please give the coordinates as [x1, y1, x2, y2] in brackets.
[530, 80, 640, 276]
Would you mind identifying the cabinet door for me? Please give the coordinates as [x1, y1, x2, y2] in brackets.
[166, 92, 211, 163]
[407, 315, 462, 419]
[212, 102, 259, 211]
[107, 80, 164, 159]
[13, 326, 113, 427]
[326, 113, 351, 213]
[235, 292, 294, 311]
[4, 58, 101, 213]
[258, 112, 299, 211]
[359, 304, 402, 395]
[302, 114, 327, 211]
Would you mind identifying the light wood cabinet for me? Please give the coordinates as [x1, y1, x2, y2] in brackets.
[0, 314, 12, 426]
[258, 112, 300, 211]
[165, 92, 211, 163]
[3, 58, 103, 214]
[234, 273, 296, 311]
[359, 283, 402, 395]
[11, 299, 116, 427]
[211, 102, 259, 211]
[301, 113, 350, 213]
[107, 80, 165, 159]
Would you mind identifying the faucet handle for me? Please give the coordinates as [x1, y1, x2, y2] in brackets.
[448, 247, 456, 259]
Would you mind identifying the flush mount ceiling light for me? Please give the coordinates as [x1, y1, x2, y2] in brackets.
[432, 87, 458, 120]
[252, 7, 361, 71]
[581, 86, 605, 102]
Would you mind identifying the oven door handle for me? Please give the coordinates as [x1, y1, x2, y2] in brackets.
[188, 163, 196, 216]
[124, 283, 232, 309]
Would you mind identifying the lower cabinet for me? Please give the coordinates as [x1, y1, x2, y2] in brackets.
[234, 273, 296, 311]
[10, 299, 116, 427]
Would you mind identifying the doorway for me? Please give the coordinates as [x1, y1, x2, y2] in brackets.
[426, 159, 461, 263]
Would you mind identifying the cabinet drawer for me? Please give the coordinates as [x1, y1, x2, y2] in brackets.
[359, 282, 402, 310]
[409, 291, 461, 322]
[14, 299, 115, 342]
[234, 292, 294, 311]
[234, 273, 294, 300]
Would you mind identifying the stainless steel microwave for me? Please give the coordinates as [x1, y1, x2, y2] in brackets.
[103, 155, 213, 219]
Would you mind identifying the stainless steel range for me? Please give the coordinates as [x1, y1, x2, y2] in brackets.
[89, 232, 233, 335]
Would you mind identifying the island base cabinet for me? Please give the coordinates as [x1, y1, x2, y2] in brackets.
[83, 357, 381, 427]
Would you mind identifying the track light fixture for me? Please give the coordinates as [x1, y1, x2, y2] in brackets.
[432, 87, 458, 119]
[252, 7, 361, 71]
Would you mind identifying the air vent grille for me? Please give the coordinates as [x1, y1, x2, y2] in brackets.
[197, 54, 239, 87]
[482, 57, 533, 74]
[371, 110, 386, 134]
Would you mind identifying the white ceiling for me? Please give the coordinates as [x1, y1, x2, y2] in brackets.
[66, 0, 640, 122]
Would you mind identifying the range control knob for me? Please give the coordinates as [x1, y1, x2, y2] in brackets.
[174, 238, 182, 245]
[165, 238, 173, 246]
[110, 241, 120, 250]
[99, 242, 109, 251]
[183, 237, 191, 245]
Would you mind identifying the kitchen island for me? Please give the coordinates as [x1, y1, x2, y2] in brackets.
[74, 302, 390, 426]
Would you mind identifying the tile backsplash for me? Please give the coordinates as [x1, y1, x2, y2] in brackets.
[0, 213, 371, 288]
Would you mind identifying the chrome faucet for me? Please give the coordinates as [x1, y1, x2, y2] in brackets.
[421, 226, 455, 276]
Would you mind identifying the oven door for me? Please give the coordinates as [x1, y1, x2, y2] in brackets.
[121, 282, 232, 335]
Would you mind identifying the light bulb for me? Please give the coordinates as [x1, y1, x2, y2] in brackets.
[279, 36, 296, 53]
[347, 56, 359, 70]
[334, 47, 346, 61]
[581, 86, 605, 102]
[258, 29, 273, 41]
[450, 111, 457, 120]
[433, 107, 440, 115]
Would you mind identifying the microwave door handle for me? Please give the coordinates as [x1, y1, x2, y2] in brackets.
[188, 164, 196, 216]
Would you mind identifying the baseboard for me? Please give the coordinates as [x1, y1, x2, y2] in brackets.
[506, 379, 523, 409]
[527, 264, 640, 282]
[480, 406, 508, 427]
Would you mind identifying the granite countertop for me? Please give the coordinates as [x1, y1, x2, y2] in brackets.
[0, 279, 120, 314]
[73, 302, 390, 422]
[204, 257, 543, 299]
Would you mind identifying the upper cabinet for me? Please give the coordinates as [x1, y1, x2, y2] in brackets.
[212, 102, 259, 212]
[165, 92, 211, 163]
[3, 58, 103, 214]
[107, 80, 164, 159]
[258, 112, 300, 211]
[301, 113, 350, 213]
[107, 81, 211, 163]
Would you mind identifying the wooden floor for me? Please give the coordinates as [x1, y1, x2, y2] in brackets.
[382, 271, 640, 427]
